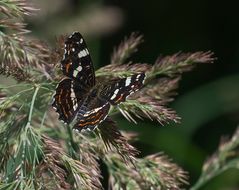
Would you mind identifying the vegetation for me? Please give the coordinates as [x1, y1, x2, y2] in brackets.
[0, 1, 238, 189]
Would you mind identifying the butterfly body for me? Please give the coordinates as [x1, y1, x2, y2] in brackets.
[52, 32, 145, 131]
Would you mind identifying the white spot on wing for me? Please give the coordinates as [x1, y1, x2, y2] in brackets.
[125, 78, 131, 86]
[110, 89, 120, 100]
[70, 82, 78, 111]
[72, 66, 82, 77]
[73, 104, 78, 111]
[83, 103, 109, 117]
[73, 70, 78, 77]
[142, 73, 146, 84]
[84, 106, 104, 116]
[78, 51, 84, 58]
[59, 119, 67, 125]
[110, 93, 117, 100]
[114, 89, 119, 94]
[78, 49, 89, 58]
[73, 128, 79, 133]
[136, 74, 141, 81]
[76, 66, 82, 71]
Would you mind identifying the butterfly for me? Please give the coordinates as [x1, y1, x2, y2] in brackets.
[52, 32, 145, 132]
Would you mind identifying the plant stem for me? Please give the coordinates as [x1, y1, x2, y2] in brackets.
[26, 85, 40, 127]
[189, 165, 230, 190]
[189, 175, 210, 190]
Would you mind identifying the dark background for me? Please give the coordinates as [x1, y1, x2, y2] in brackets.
[32, 0, 239, 189]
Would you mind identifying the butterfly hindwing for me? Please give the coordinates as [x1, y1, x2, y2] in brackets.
[100, 73, 145, 105]
[61, 32, 95, 87]
[52, 78, 88, 124]
[73, 73, 145, 131]
[73, 97, 110, 131]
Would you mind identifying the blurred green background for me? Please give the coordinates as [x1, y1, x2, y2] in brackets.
[29, 0, 239, 189]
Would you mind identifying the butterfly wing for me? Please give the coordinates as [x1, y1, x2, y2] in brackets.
[100, 73, 145, 105]
[61, 32, 95, 87]
[73, 98, 110, 131]
[72, 73, 145, 131]
[52, 78, 88, 124]
[52, 32, 96, 124]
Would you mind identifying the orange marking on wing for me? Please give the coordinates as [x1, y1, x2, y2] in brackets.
[88, 111, 101, 119]
[78, 114, 104, 127]
[65, 63, 71, 73]
[65, 92, 71, 110]
[57, 89, 70, 118]
[63, 108, 68, 118]
[115, 94, 124, 103]
[58, 89, 63, 104]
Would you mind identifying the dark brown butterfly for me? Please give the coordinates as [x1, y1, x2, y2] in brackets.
[52, 32, 145, 131]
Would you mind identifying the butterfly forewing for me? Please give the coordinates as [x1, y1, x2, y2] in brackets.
[61, 32, 95, 87]
[100, 73, 145, 105]
[52, 78, 88, 124]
